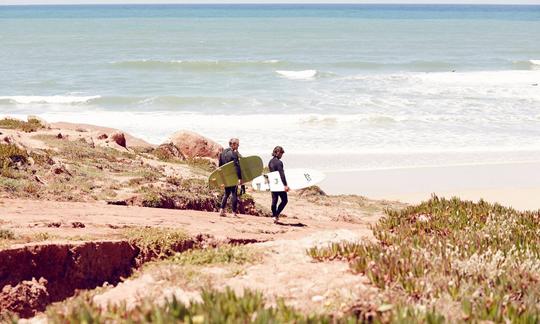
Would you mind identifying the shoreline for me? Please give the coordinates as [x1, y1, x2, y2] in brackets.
[2, 115, 538, 211]
[320, 162, 540, 211]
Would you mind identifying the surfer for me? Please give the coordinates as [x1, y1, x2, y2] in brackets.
[218, 138, 243, 217]
[268, 146, 289, 223]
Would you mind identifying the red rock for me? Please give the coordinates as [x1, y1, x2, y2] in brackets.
[168, 131, 222, 159]
[111, 132, 127, 148]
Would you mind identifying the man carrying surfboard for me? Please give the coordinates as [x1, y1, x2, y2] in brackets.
[218, 138, 243, 217]
[268, 146, 289, 223]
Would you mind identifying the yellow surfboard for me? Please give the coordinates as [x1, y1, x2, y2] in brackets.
[208, 155, 263, 188]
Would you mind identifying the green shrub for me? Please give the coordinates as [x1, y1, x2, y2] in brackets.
[123, 227, 190, 258]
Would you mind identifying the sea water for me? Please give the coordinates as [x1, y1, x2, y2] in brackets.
[1, 4, 540, 170]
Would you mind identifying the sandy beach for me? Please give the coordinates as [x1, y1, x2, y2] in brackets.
[321, 162, 540, 211]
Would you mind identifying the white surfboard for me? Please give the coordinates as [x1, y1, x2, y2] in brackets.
[251, 168, 325, 192]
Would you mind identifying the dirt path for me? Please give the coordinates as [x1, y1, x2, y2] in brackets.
[0, 196, 385, 245]
[1, 195, 401, 319]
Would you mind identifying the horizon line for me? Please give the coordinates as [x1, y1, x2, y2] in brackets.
[2, 2, 539, 5]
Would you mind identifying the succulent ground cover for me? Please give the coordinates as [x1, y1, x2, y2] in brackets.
[41, 288, 357, 323]
[309, 196, 540, 323]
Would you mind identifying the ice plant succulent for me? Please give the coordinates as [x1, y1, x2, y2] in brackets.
[309, 196, 540, 322]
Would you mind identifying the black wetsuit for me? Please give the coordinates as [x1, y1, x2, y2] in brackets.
[219, 148, 242, 212]
[268, 156, 288, 217]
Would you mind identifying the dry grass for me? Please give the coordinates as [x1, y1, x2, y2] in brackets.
[0, 117, 45, 133]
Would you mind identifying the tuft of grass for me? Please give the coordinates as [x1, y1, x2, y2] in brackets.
[152, 143, 184, 162]
[170, 245, 261, 266]
[45, 287, 351, 323]
[185, 157, 217, 173]
[309, 196, 540, 322]
[0, 143, 28, 177]
[34, 135, 135, 162]
[123, 227, 190, 258]
[25, 232, 57, 242]
[0, 117, 45, 132]
[0, 229, 16, 240]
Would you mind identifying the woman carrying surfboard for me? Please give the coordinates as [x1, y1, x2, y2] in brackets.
[268, 146, 289, 223]
[218, 138, 243, 217]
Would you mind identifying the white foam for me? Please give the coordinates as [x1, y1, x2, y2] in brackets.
[0, 95, 100, 104]
[276, 70, 317, 80]
[530, 60, 540, 66]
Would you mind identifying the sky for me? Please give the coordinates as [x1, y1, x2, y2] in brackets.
[2, 0, 540, 4]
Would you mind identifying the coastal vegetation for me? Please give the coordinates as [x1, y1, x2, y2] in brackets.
[0, 117, 45, 133]
[169, 244, 261, 266]
[123, 227, 191, 260]
[43, 288, 354, 323]
[309, 196, 540, 322]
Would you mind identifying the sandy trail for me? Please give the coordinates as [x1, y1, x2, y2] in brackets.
[1, 196, 385, 318]
[0, 197, 379, 244]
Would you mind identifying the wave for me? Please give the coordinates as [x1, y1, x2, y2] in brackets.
[109, 59, 286, 71]
[298, 114, 400, 126]
[0, 95, 251, 109]
[512, 60, 540, 70]
[334, 60, 455, 71]
[0, 95, 101, 105]
[276, 70, 318, 80]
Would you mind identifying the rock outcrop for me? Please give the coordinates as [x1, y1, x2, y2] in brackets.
[168, 131, 222, 159]
[110, 132, 127, 148]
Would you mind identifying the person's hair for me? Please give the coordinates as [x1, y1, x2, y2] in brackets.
[229, 138, 239, 146]
[272, 146, 284, 157]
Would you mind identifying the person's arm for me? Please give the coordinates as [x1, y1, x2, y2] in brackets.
[218, 152, 224, 167]
[233, 151, 242, 182]
[218, 148, 224, 167]
[277, 160, 287, 186]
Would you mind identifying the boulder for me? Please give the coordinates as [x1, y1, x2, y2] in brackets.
[168, 131, 222, 159]
[110, 132, 127, 148]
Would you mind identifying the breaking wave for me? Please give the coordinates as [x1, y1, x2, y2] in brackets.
[0, 95, 101, 105]
[275, 70, 318, 80]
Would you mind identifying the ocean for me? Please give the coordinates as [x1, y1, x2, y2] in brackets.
[1, 4, 540, 171]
